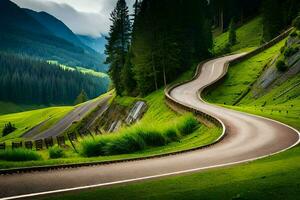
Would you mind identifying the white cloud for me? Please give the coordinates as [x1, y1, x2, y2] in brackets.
[11, 0, 135, 37]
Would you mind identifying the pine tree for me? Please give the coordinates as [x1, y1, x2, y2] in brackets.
[105, 0, 131, 96]
[131, 0, 212, 95]
[121, 47, 137, 95]
[228, 19, 237, 46]
[74, 90, 88, 105]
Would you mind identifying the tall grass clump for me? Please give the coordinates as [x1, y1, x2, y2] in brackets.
[0, 149, 42, 161]
[177, 114, 199, 135]
[104, 133, 145, 155]
[135, 127, 167, 147]
[164, 127, 179, 142]
[79, 114, 200, 157]
[80, 137, 108, 157]
[49, 145, 65, 159]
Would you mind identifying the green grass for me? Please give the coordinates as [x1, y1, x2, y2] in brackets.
[0, 101, 47, 115]
[206, 38, 286, 105]
[48, 60, 108, 78]
[0, 149, 42, 161]
[79, 114, 199, 157]
[213, 17, 263, 55]
[0, 125, 220, 169]
[48, 146, 65, 159]
[0, 106, 73, 142]
[39, 145, 300, 200]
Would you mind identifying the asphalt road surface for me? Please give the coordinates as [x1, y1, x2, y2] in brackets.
[23, 96, 111, 140]
[1, 55, 299, 200]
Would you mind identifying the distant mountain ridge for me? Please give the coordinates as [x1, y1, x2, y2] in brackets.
[77, 34, 107, 53]
[0, 0, 107, 72]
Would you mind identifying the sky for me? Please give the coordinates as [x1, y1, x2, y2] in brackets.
[11, 0, 135, 37]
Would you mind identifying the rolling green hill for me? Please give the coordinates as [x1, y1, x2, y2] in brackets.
[0, 106, 73, 142]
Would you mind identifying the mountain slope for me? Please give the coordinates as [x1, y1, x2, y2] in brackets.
[0, 0, 106, 72]
[24, 9, 83, 46]
[77, 35, 107, 53]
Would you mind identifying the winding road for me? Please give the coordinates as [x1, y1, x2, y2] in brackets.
[0, 54, 299, 200]
[23, 96, 111, 140]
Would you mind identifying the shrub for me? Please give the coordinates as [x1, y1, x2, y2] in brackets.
[104, 133, 145, 155]
[2, 122, 16, 137]
[284, 47, 299, 57]
[177, 114, 199, 135]
[290, 31, 298, 37]
[164, 128, 179, 142]
[49, 145, 65, 159]
[0, 149, 42, 161]
[80, 137, 107, 157]
[293, 15, 300, 30]
[136, 128, 167, 146]
[276, 60, 288, 72]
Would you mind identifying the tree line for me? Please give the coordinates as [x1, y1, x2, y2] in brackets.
[106, 0, 212, 96]
[105, 0, 300, 96]
[0, 53, 109, 105]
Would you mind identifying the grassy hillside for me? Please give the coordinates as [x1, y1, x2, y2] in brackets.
[206, 39, 286, 105]
[206, 35, 300, 130]
[0, 102, 47, 115]
[0, 106, 73, 142]
[213, 17, 263, 54]
[48, 61, 108, 78]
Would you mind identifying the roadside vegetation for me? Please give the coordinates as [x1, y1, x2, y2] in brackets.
[40, 16, 300, 200]
[80, 114, 198, 157]
[0, 68, 221, 169]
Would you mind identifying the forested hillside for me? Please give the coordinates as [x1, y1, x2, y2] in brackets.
[106, 0, 212, 96]
[0, 53, 109, 105]
[0, 0, 107, 72]
[105, 0, 300, 97]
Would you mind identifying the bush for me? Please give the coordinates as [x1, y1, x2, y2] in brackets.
[290, 31, 298, 37]
[103, 133, 145, 155]
[284, 47, 299, 58]
[0, 149, 42, 161]
[2, 122, 16, 137]
[136, 128, 166, 147]
[49, 145, 65, 159]
[280, 46, 286, 53]
[276, 60, 288, 72]
[80, 137, 107, 157]
[293, 15, 300, 30]
[164, 128, 179, 142]
[177, 114, 199, 135]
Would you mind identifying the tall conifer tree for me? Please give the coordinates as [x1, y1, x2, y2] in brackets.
[105, 0, 131, 95]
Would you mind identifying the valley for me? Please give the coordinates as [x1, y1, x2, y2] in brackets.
[0, 0, 299, 199]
